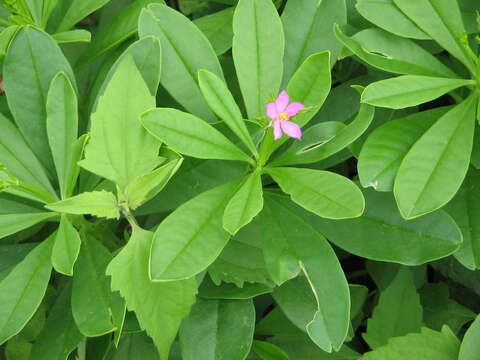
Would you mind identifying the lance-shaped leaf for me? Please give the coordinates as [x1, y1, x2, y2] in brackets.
[179, 298, 255, 360]
[194, 7, 234, 56]
[459, 314, 480, 360]
[223, 169, 263, 235]
[3, 27, 76, 174]
[55, 0, 111, 32]
[395, 95, 476, 219]
[0, 114, 56, 202]
[72, 234, 125, 337]
[311, 188, 462, 265]
[0, 235, 54, 344]
[232, 0, 284, 119]
[362, 76, 474, 109]
[138, 3, 222, 122]
[444, 168, 480, 270]
[29, 281, 84, 360]
[266, 193, 350, 352]
[363, 268, 423, 349]
[79, 55, 160, 189]
[394, 0, 476, 74]
[335, 26, 456, 78]
[106, 226, 197, 360]
[358, 107, 450, 192]
[125, 158, 183, 210]
[265, 167, 364, 219]
[253, 341, 289, 360]
[46, 191, 119, 219]
[51, 215, 81, 276]
[141, 108, 253, 165]
[46, 72, 79, 199]
[0, 212, 57, 240]
[198, 69, 257, 156]
[282, 0, 346, 83]
[271, 103, 374, 166]
[355, 0, 429, 39]
[150, 181, 238, 281]
[52, 29, 91, 44]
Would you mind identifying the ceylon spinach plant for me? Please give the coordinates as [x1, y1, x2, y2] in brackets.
[0, 0, 480, 359]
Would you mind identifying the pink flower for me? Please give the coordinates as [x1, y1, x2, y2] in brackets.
[266, 91, 304, 140]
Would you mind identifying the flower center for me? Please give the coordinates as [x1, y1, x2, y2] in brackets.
[279, 112, 289, 121]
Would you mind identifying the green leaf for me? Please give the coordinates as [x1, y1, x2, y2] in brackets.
[94, 36, 161, 105]
[72, 233, 125, 337]
[358, 107, 450, 192]
[335, 26, 456, 78]
[361, 76, 474, 109]
[363, 268, 422, 349]
[361, 326, 460, 360]
[310, 188, 462, 265]
[0, 114, 56, 202]
[0, 212, 57, 240]
[198, 69, 257, 156]
[46, 72, 78, 199]
[150, 181, 238, 281]
[79, 55, 160, 189]
[199, 275, 272, 300]
[266, 193, 350, 352]
[0, 235, 53, 344]
[29, 282, 84, 360]
[125, 158, 183, 210]
[112, 332, 160, 360]
[0, 243, 36, 282]
[141, 108, 253, 164]
[179, 298, 255, 360]
[77, 0, 165, 66]
[223, 169, 263, 235]
[46, 191, 119, 219]
[106, 226, 197, 360]
[265, 167, 364, 219]
[3, 27, 76, 174]
[208, 218, 271, 287]
[253, 340, 289, 360]
[194, 7, 234, 56]
[459, 314, 480, 360]
[232, 0, 284, 119]
[394, 0, 476, 74]
[355, 0, 430, 39]
[394, 95, 477, 219]
[138, 3, 222, 122]
[51, 29, 91, 44]
[51, 215, 81, 276]
[271, 103, 374, 166]
[55, 0, 111, 32]
[282, 0, 346, 83]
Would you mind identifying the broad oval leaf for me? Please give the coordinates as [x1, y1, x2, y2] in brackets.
[394, 96, 477, 219]
[150, 181, 238, 281]
[310, 188, 462, 265]
[361, 76, 475, 109]
[139, 3, 222, 122]
[4, 26, 76, 174]
[335, 26, 456, 78]
[355, 0, 430, 39]
[0, 235, 54, 344]
[51, 214, 81, 276]
[223, 169, 264, 235]
[179, 298, 255, 360]
[265, 167, 365, 219]
[358, 107, 450, 192]
[141, 108, 253, 164]
[106, 226, 197, 360]
[233, 0, 284, 119]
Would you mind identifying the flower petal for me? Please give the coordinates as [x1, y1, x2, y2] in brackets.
[273, 119, 283, 140]
[267, 102, 278, 119]
[281, 120, 302, 139]
[285, 102, 305, 117]
[275, 91, 289, 113]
